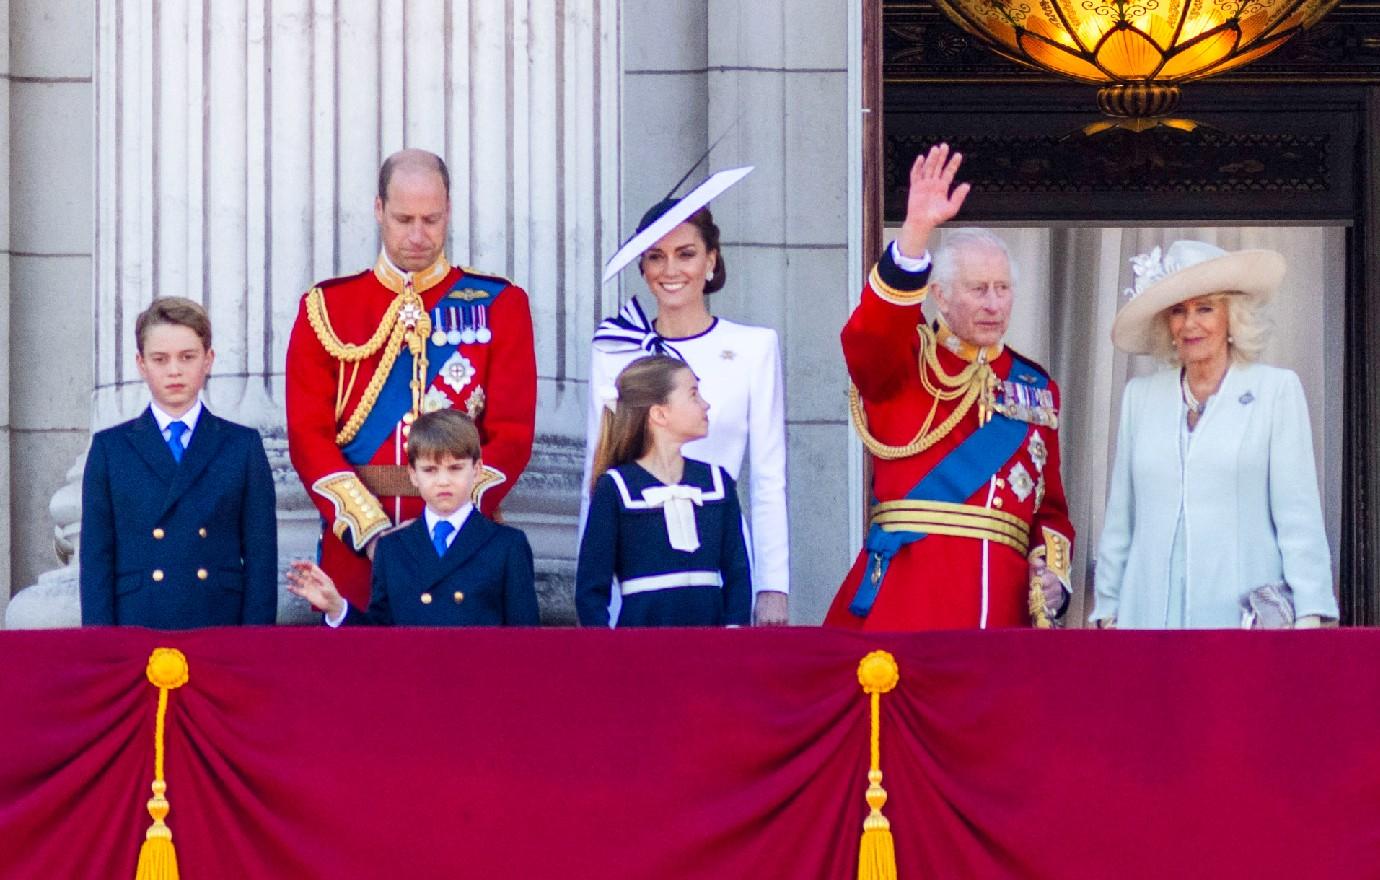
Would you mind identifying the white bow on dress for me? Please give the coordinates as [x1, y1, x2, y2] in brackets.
[640, 485, 704, 552]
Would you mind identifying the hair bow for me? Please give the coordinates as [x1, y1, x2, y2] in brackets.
[598, 384, 619, 414]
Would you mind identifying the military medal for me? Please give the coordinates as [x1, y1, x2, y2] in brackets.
[447, 307, 464, 345]
[475, 306, 492, 343]
[460, 306, 478, 344]
[430, 308, 448, 347]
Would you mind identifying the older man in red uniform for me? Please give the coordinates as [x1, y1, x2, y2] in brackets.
[286, 149, 537, 609]
[825, 144, 1074, 630]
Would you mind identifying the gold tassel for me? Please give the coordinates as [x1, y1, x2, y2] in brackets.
[135, 648, 190, 880]
[856, 650, 901, 880]
[1029, 573, 1053, 629]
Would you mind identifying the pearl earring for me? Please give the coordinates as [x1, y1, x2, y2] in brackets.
[706, 270, 715, 282]
[1228, 335, 1235, 344]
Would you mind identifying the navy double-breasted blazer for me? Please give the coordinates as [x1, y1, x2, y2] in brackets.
[343, 512, 539, 626]
[79, 406, 278, 628]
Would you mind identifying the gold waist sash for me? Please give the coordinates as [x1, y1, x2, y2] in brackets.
[870, 499, 1030, 556]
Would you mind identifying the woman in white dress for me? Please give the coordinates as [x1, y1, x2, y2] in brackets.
[1091, 240, 1338, 629]
[583, 196, 789, 625]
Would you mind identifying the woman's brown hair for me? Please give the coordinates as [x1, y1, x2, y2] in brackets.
[588, 355, 692, 493]
[636, 205, 726, 295]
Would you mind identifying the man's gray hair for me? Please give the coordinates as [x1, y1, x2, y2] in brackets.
[930, 229, 1019, 290]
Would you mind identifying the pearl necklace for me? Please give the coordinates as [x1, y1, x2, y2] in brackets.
[1181, 371, 1205, 417]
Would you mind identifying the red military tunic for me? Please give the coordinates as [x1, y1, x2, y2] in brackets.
[286, 253, 537, 608]
[824, 246, 1075, 631]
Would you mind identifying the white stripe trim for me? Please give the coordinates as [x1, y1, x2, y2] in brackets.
[607, 465, 726, 508]
[620, 571, 724, 596]
[980, 476, 996, 629]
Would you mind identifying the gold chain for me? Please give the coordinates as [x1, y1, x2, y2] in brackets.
[849, 324, 995, 460]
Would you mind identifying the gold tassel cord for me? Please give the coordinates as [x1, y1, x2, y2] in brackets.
[856, 650, 901, 880]
[135, 648, 190, 880]
[306, 283, 432, 446]
[849, 324, 996, 461]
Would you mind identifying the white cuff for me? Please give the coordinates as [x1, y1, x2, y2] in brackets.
[324, 604, 349, 628]
[889, 240, 932, 273]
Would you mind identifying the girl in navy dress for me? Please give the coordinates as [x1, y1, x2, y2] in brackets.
[577, 355, 752, 627]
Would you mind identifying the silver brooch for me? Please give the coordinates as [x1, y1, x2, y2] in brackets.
[1239, 391, 1255, 405]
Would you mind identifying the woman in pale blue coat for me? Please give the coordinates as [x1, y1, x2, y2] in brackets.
[1091, 241, 1338, 629]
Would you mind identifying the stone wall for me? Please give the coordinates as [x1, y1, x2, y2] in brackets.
[621, 0, 857, 623]
[4, 0, 861, 627]
[4, 0, 95, 621]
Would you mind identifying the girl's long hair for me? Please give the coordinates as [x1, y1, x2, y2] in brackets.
[589, 355, 688, 493]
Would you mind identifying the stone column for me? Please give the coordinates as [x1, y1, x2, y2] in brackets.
[2, 0, 94, 628]
[0, 0, 11, 621]
[704, 0, 855, 625]
[7, 0, 618, 627]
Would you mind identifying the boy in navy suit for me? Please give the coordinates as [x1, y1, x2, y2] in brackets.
[287, 410, 539, 626]
[80, 297, 278, 627]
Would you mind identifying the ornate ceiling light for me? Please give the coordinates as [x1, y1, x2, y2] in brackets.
[927, 0, 1340, 117]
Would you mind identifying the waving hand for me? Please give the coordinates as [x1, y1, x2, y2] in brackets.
[895, 143, 971, 260]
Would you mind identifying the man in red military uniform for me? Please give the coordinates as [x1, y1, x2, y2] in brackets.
[287, 149, 537, 609]
[825, 143, 1074, 630]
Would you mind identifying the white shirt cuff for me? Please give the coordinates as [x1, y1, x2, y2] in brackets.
[889, 240, 931, 273]
[324, 604, 348, 628]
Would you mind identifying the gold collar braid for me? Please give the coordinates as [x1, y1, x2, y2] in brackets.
[849, 323, 999, 460]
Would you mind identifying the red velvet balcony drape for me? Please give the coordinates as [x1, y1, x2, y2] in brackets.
[1, 627, 1376, 878]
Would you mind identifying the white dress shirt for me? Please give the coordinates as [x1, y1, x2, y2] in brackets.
[889, 240, 932, 273]
[149, 399, 204, 449]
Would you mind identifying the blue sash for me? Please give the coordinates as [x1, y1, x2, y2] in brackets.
[848, 354, 1047, 617]
[340, 277, 506, 465]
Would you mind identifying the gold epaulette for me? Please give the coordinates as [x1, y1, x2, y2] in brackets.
[471, 465, 506, 507]
[459, 266, 513, 286]
[312, 472, 391, 550]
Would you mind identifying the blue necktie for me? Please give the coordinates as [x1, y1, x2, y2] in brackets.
[166, 421, 188, 463]
[432, 520, 455, 557]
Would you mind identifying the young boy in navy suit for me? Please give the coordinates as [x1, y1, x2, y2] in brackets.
[80, 297, 278, 627]
[287, 410, 539, 626]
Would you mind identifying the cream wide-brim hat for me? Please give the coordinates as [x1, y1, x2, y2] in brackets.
[1110, 240, 1286, 355]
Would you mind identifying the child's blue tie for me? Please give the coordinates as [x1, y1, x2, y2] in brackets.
[432, 520, 454, 557]
[166, 421, 188, 463]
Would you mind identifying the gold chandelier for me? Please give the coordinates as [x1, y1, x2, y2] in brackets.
[928, 0, 1340, 116]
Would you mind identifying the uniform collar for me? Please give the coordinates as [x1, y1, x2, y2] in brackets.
[374, 250, 453, 296]
[935, 318, 1004, 364]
